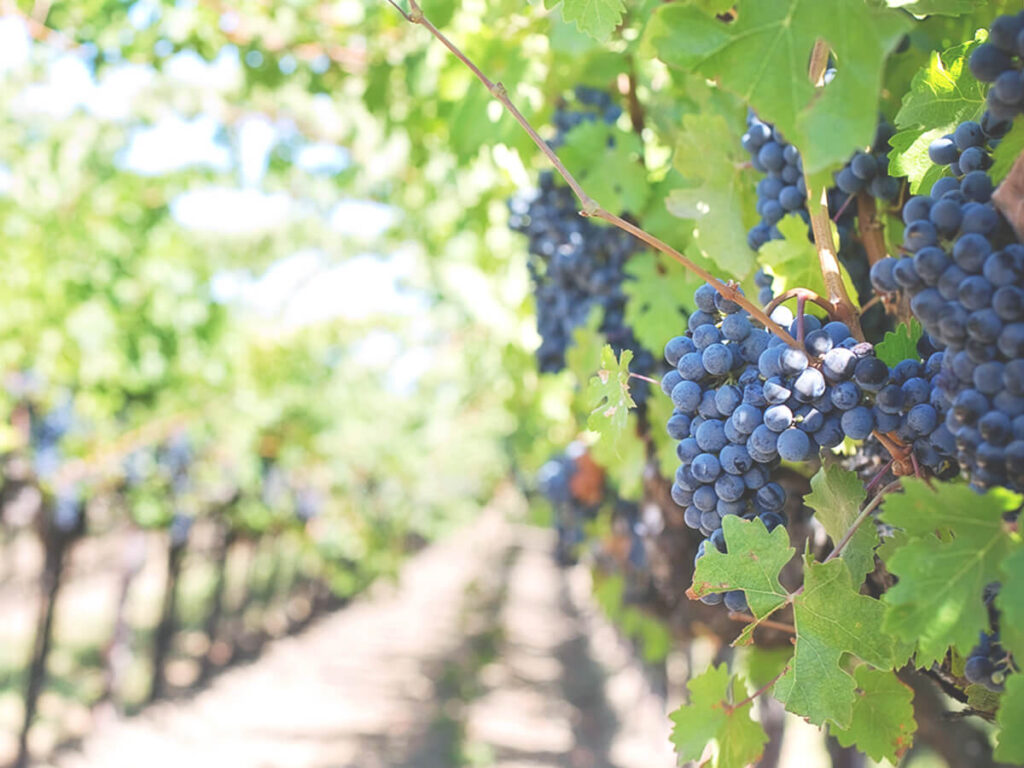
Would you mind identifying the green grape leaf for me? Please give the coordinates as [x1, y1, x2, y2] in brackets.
[623, 252, 688, 354]
[743, 645, 794, 689]
[566, 306, 605, 387]
[774, 557, 898, 728]
[645, 0, 910, 173]
[759, 216, 860, 306]
[888, 127, 951, 194]
[591, 410, 646, 500]
[894, 38, 986, 129]
[885, 0, 986, 16]
[889, 38, 985, 188]
[829, 667, 917, 763]
[669, 664, 769, 768]
[586, 345, 636, 444]
[690, 516, 794, 619]
[874, 320, 923, 367]
[665, 113, 757, 279]
[997, 547, 1024, 660]
[805, 464, 875, 582]
[995, 675, 1024, 764]
[559, 121, 649, 214]
[555, 0, 626, 42]
[646, 388, 681, 480]
[880, 480, 1021, 664]
[965, 683, 1002, 714]
[991, 120, 1024, 186]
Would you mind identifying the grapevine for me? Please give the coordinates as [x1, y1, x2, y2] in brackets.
[392, 3, 1024, 765]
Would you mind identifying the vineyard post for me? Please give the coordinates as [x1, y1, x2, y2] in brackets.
[14, 506, 70, 768]
[148, 528, 188, 702]
[200, 505, 237, 683]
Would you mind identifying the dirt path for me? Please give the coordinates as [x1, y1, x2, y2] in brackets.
[44, 510, 674, 768]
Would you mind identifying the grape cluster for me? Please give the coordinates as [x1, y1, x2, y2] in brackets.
[926, 116, 1009, 177]
[508, 92, 656, 391]
[537, 443, 603, 565]
[965, 583, 1016, 692]
[833, 120, 900, 203]
[742, 113, 809, 251]
[551, 86, 622, 140]
[663, 283, 906, 604]
[743, 113, 900, 254]
[969, 11, 1024, 122]
[29, 397, 74, 480]
[870, 160, 1023, 491]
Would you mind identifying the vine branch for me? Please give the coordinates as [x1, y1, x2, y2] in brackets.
[388, 0, 803, 349]
[727, 665, 790, 714]
[856, 192, 889, 266]
[823, 480, 901, 563]
[728, 611, 795, 635]
[763, 287, 835, 319]
[804, 38, 863, 341]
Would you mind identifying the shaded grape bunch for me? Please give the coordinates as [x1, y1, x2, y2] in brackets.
[964, 583, 1016, 692]
[833, 120, 900, 203]
[537, 442, 604, 566]
[743, 113, 900, 253]
[969, 11, 1024, 121]
[508, 90, 655, 391]
[870, 159, 1022, 491]
[663, 283, 904, 604]
[743, 112, 810, 251]
[926, 116, 1010, 178]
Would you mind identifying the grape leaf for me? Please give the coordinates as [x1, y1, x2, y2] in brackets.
[829, 667, 917, 763]
[645, 0, 910, 173]
[559, 121, 649, 214]
[991, 120, 1024, 186]
[590, 410, 646, 500]
[551, 0, 625, 43]
[645, 387, 681, 480]
[893, 38, 986, 131]
[689, 515, 794, 619]
[874, 319, 923, 367]
[889, 39, 985, 189]
[995, 675, 1024, 764]
[888, 127, 951, 194]
[805, 464, 875, 582]
[743, 645, 794, 689]
[880, 480, 1021, 665]
[566, 305, 605, 388]
[997, 547, 1024, 661]
[965, 683, 1001, 714]
[586, 345, 636, 443]
[665, 113, 757, 279]
[774, 557, 899, 728]
[758, 216, 860, 306]
[623, 251, 689, 355]
[669, 664, 769, 768]
[885, 0, 986, 16]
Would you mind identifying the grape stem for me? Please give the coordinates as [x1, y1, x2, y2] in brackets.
[823, 479, 902, 563]
[804, 39, 864, 341]
[727, 611, 795, 635]
[856, 192, 890, 266]
[726, 665, 790, 714]
[763, 287, 834, 319]
[621, 64, 645, 135]
[387, 0, 804, 349]
[628, 372, 659, 385]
